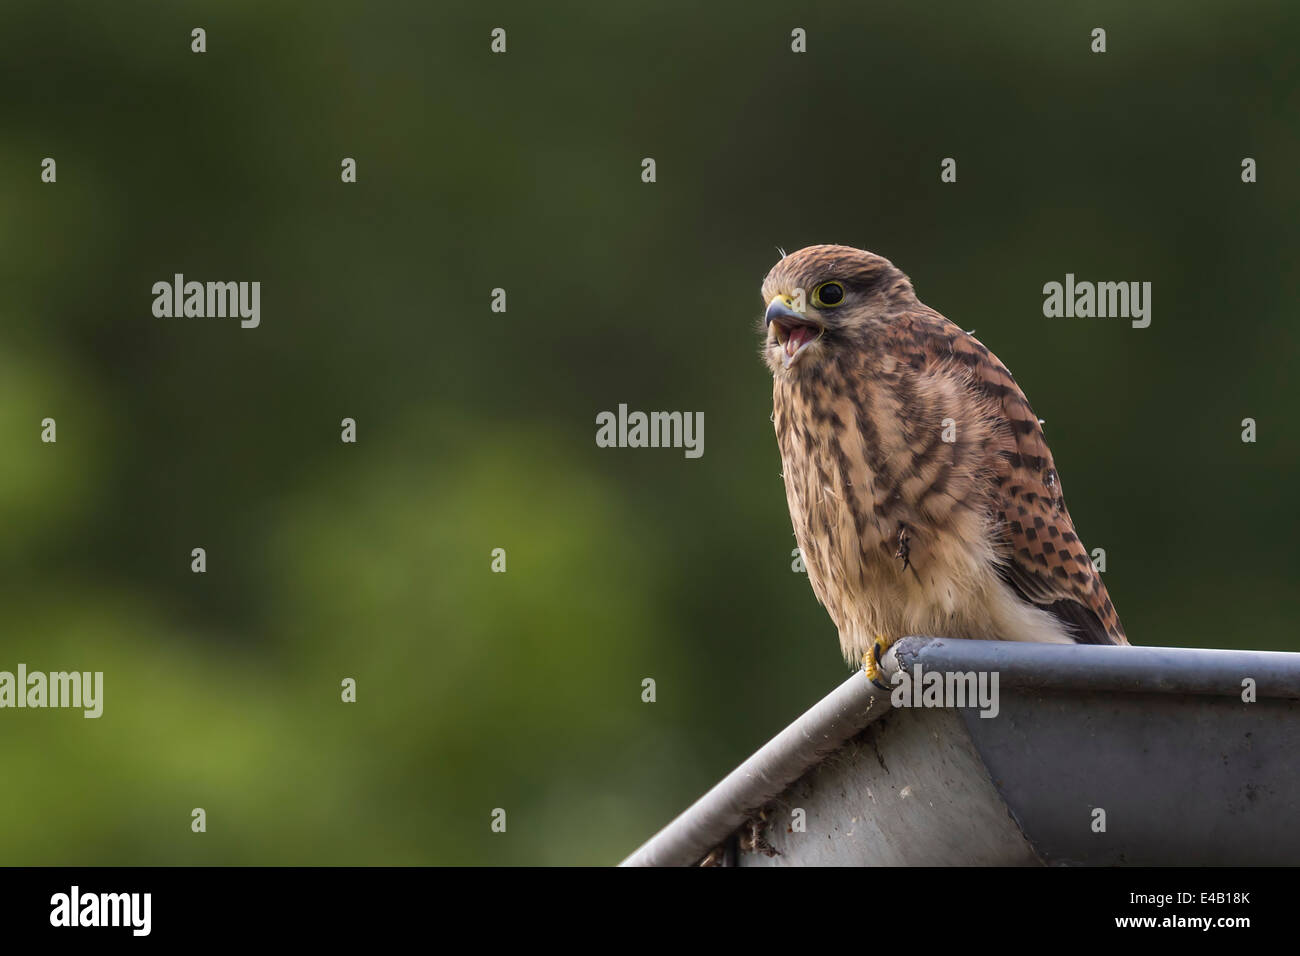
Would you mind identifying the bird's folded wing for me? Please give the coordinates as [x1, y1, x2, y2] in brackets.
[934, 321, 1128, 646]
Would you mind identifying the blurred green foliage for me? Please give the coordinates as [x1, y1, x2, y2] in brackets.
[0, 0, 1297, 864]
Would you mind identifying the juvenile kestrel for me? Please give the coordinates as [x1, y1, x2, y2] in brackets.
[759, 245, 1127, 686]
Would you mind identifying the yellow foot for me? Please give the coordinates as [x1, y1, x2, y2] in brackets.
[862, 634, 899, 691]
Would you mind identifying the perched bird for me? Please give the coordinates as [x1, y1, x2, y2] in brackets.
[759, 245, 1127, 686]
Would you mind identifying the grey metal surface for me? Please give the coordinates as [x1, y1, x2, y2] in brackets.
[739, 705, 1041, 866]
[894, 637, 1300, 864]
[962, 691, 1300, 865]
[886, 637, 1300, 698]
[619, 670, 891, 867]
[623, 637, 1300, 866]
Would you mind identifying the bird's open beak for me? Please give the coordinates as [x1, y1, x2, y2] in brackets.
[765, 295, 824, 369]
[764, 295, 805, 329]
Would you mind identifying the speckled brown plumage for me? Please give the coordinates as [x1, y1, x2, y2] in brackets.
[759, 245, 1126, 665]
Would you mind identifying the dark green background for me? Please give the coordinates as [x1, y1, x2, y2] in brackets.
[1, 1, 1296, 864]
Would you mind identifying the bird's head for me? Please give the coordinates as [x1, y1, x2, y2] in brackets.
[759, 244, 912, 376]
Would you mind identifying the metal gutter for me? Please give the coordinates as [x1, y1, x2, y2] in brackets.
[619, 668, 891, 867]
[620, 638, 1300, 866]
[889, 637, 1300, 698]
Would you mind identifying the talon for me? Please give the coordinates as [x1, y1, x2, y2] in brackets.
[895, 525, 912, 572]
[862, 634, 899, 691]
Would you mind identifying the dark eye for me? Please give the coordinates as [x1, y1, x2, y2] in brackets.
[812, 281, 845, 307]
